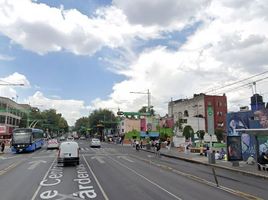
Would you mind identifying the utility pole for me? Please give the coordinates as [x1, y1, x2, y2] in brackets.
[130, 89, 151, 113]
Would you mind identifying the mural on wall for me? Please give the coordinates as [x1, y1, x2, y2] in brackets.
[227, 111, 252, 136]
[254, 109, 268, 128]
[254, 109, 268, 155]
[227, 111, 255, 160]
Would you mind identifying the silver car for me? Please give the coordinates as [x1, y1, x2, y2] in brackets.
[90, 138, 101, 148]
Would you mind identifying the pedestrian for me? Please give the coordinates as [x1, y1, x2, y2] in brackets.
[166, 139, 171, 150]
[140, 140, 143, 149]
[215, 151, 221, 160]
[135, 140, 140, 151]
[1, 140, 5, 153]
[155, 140, 161, 157]
[246, 155, 255, 165]
[219, 148, 226, 159]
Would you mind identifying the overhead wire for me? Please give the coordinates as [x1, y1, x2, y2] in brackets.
[203, 70, 268, 94]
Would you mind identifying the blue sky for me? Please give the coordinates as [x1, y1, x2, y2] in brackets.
[0, 0, 268, 125]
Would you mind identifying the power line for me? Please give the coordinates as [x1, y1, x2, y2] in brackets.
[213, 76, 268, 95]
[204, 70, 268, 94]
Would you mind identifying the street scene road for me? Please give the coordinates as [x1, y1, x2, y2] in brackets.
[0, 140, 267, 200]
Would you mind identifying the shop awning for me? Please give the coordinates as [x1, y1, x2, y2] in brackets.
[140, 131, 159, 137]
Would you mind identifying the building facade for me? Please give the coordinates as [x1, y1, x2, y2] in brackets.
[0, 97, 28, 139]
[168, 93, 227, 134]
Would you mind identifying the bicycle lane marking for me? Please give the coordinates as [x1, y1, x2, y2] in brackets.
[83, 155, 109, 200]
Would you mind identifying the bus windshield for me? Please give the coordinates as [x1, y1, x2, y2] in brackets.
[13, 132, 31, 144]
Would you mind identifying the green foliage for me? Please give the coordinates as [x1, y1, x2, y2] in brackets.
[19, 108, 69, 133]
[174, 119, 183, 131]
[183, 125, 194, 140]
[213, 143, 226, 148]
[196, 130, 205, 140]
[125, 130, 139, 139]
[88, 108, 117, 130]
[74, 117, 89, 131]
[159, 127, 173, 140]
[138, 106, 155, 116]
[215, 128, 224, 142]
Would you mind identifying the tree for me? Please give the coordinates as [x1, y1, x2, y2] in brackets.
[19, 108, 69, 134]
[196, 130, 205, 143]
[74, 117, 89, 135]
[138, 106, 155, 116]
[183, 125, 194, 140]
[215, 129, 224, 142]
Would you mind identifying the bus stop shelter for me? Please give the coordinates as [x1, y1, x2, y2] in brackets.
[235, 128, 268, 161]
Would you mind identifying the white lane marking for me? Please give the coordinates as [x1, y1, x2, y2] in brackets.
[110, 157, 182, 200]
[83, 155, 109, 200]
[91, 156, 105, 164]
[85, 147, 90, 151]
[28, 160, 47, 170]
[117, 156, 134, 163]
[30, 158, 56, 200]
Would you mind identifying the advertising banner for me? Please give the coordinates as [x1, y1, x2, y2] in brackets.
[227, 136, 243, 161]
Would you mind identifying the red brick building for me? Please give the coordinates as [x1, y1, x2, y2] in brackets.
[168, 93, 227, 133]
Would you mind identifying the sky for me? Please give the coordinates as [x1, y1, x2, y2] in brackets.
[1, 0, 268, 126]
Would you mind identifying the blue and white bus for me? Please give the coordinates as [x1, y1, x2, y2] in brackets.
[11, 128, 46, 153]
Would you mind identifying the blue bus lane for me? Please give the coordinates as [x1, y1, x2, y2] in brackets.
[32, 158, 106, 200]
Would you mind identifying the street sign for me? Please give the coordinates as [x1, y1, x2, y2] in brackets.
[207, 105, 214, 135]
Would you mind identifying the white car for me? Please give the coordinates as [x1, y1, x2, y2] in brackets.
[80, 136, 86, 140]
[90, 138, 101, 148]
[47, 139, 59, 149]
[57, 141, 80, 166]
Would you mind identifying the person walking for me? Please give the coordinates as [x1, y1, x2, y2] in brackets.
[1, 140, 5, 153]
[166, 139, 171, 150]
[155, 140, 161, 157]
[135, 140, 140, 151]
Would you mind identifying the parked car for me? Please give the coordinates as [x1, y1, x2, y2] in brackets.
[47, 139, 59, 149]
[67, 136, 74, 140]
[80, 136, 86, 140]
[59, 136, 66, 141]
[57, 141, 80, 166]
[90, 138, 101, 148]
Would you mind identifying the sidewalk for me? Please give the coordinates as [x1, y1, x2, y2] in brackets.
[142, 146, 268, 179]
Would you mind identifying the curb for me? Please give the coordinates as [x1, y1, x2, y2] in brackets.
[141, 149, 268, 180]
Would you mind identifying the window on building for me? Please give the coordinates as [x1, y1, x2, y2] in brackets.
[122, 129, 124, 133]
[184, 110, 189, 117]
[217, 102, 222, 107]
[217, 112, 223, 116]
[0, 115, 5, 123]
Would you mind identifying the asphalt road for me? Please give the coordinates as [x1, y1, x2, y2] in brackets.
[0, 140, 267, 200]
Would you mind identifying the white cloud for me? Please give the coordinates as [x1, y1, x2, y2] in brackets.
[0, 72, 29, 99]
[91, 0, 268, 115]
[113, 0, 210, 26]
[0, 54, 14, 61]
[1, 0, 268, 121]
[0, 0, 163, 55]
[27, 91, 88, 126]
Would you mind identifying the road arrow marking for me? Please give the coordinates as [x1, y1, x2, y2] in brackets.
[28, 160, 47, 170]
[117, 156, 134, 163]
[91, 156, 105, 164]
